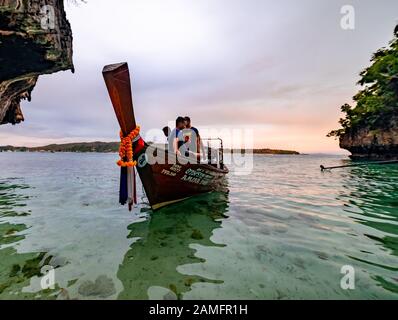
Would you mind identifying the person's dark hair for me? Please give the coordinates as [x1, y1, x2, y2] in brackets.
[184, 116, 191, 123]
[176, 116, 185, 127]
[162, 126, 171, 137]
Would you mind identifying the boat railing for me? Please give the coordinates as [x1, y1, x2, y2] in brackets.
[201, 138, 225, 169]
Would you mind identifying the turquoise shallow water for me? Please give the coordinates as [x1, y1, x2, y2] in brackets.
[0, 152, 397, 299]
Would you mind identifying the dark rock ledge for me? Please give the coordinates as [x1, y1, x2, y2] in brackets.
[340, 117, 398, 160]
[0, 0, 73, 125]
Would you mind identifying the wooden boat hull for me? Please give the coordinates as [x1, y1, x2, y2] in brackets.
[135, 146, 228, 210]
[103, 62, 228, 210]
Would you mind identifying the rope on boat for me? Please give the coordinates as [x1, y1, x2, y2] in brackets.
[320, 160, 398, 171]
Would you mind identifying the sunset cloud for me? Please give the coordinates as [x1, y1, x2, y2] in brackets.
[1, 0, 397, 153]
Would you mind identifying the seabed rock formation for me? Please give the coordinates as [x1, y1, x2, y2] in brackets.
[0, 0, 73, 125]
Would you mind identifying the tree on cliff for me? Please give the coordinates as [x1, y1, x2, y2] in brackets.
[328, 24, 398, 138]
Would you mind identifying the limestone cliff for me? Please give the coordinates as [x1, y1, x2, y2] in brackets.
[0, 0, 73, 125]
[340, 116, 398, 160]
[329, 25, 398, 160]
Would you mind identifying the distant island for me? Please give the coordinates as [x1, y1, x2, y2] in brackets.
[0, 142, 300, 155]
[224, 148, 300, 155]
[0, 142, 119, 153]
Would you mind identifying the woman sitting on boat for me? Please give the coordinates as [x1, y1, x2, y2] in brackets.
[183, 116, 204, 162]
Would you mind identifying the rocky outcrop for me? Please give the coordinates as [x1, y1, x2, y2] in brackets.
[340, 117, 398, 160]
[0, 0, 73, 125]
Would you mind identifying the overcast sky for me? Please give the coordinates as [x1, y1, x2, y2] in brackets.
[1, 0, 398, 152]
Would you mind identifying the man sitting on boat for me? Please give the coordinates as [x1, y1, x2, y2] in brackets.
[169, 116, 186, 156]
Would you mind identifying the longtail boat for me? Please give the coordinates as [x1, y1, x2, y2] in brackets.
[102, 62, 228, 210]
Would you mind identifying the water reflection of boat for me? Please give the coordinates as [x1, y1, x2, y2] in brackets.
[117, 192, 229, 299]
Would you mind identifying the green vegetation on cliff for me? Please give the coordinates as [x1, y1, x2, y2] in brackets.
[328, 25, 398, 138]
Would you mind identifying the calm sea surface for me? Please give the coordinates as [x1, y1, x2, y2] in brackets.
[0, 153, 397, 300]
